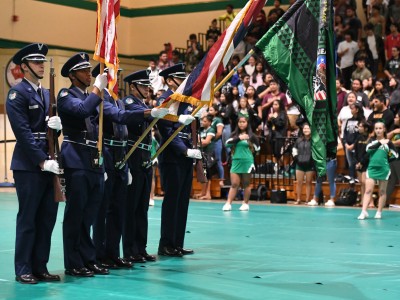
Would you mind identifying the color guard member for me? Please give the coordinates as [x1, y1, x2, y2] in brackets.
[157, 64, 200, 257]
[7, 43, 62, 284]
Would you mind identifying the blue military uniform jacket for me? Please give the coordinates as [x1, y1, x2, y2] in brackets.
[58, 86, 145, 172]
[123, 95, 153, 163]
[157, 89, 193, 164]
[103, 91, 130, 172]
[57, 86, 104, 172]
[6, 78, 50, 171]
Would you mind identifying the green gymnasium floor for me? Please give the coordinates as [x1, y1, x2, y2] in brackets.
[1, 192, 400, 300]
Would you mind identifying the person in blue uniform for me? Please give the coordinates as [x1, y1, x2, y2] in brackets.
[58, 53, 108, 277]
[90, 65, 164, 269]
[58, 53, 165, 277]
[156, 63, 200, 257]
[6, 43, 62, 284]
[122, 69, 169, 263]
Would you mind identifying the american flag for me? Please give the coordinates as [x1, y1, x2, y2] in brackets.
[93, 0, 120, 99]
[159, 0, 267, 121]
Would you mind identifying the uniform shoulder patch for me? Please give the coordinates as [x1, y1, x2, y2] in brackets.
[8, 90, 17, 100]
[124, 97, 134, 105]
[58, 89, 69, 99]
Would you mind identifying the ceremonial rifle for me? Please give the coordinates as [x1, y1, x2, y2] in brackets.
[48, 58, 66, 202]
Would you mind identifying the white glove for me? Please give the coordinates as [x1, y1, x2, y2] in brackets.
[151, 107, 169, 118]
[178, 114, 195, 126]
[186, 149, 202, 159]
[93, 73, 108, 91]
[152, 158, 158, 165]
[42, 160, 60, 174]
[194, 106, 207, 118]
[47, 116, 62, 131]
[127, 170, 132, 185]
[104, 172, 108, 182]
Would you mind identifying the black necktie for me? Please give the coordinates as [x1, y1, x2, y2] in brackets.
[37, 87, 43, 103]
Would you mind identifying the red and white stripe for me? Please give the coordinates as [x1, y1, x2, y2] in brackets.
[161, 0, 266, 121]
[94, 0, 120, 99]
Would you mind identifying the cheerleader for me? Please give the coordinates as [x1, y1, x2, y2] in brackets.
[358, 121, 398, 220]
[222, 116, 260, 211]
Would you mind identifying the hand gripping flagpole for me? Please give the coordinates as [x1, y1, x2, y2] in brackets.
[116, 99, 174, 169]
[150, 49, 255, 162]
[96, 62, 105, 167]
[116, 115, 158, 169]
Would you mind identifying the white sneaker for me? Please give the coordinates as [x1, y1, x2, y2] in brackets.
[222, 203, 232, 211]
[307, 199, 318, 206]
[357, 211, 369, 220]
[239, 203, 249, 211]
[149, 199, 155, 206]
[325, 199, 335, 207]
[374, 211, 382, 219]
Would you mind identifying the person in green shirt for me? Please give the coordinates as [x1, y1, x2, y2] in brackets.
[209, 104, 225, 187]
[222, 116, 260, 211]
[149, 127, 160, 206]
[196, 115, 216, 200]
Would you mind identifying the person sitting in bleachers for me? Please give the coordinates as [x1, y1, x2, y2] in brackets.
[206, 19, 221, 41]
[185, 34, 203, 73]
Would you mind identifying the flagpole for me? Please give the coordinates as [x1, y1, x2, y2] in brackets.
[97, 62, 104, 166]
[150, 49, 254, 162]
[116, 117, 157, 168]
[116, 99, 174, 168]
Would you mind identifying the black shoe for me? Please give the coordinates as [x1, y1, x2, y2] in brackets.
[98, 259, 118, 269]
[15, 274, 38, 284]
[127, 254, 146, 263]
[33, 272, 61, 282]
[141, 252, 157, 262]
[110, 257, 133, 268]
[85, 263, 109, 275]
[65, 267, 94, 277]
[176, 247, 194, 255]
[158, 246, 183, 257]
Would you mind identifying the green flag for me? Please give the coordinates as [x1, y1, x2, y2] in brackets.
[256, 0, 338, 177]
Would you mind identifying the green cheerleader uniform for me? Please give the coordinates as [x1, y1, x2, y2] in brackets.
[226, 138, 256, 174]
[211, 116, 224, 141]
[366, 139, 398, 180]
[200, 127, 216, 153]
[151, 136, 159, 160]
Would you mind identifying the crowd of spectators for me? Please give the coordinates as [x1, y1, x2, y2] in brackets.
[142, 1, 400, 204]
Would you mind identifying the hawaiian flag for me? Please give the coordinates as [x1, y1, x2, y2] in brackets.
[159, 0, 267, 121]
[256, 0, 338, 177]
[93, 0, 120, 99]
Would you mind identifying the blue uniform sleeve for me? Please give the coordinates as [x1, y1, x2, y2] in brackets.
[6, 89, 48, 166]
[103, 100, 145, 126]
[158, 119, 189, 155]
[57, 89, 102, 117]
